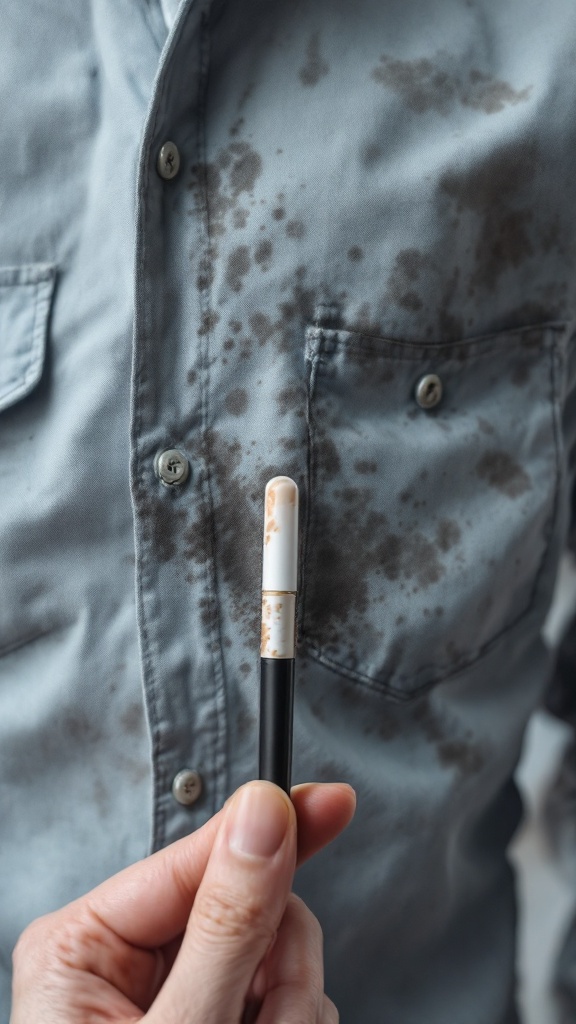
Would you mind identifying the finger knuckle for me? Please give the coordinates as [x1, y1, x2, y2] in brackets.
[194, 885, 275, 947]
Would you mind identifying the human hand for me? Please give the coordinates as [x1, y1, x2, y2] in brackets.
[11, 780, 356, 1023]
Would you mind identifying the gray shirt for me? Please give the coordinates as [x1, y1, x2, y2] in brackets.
[1, 0, 575, 1020]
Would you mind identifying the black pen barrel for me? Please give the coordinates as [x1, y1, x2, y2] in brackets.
[259, 657, 294, 794]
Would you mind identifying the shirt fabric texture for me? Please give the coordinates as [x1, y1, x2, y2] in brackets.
[1, 1, 576, 1020]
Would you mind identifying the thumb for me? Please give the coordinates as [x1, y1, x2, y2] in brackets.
[147, 781, 296, 1024]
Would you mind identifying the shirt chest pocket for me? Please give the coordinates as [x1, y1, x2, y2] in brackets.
[0, 264, 55, 415]
[301, 324, 566, 700]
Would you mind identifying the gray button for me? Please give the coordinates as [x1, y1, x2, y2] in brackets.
[157, 141, 181, 181]
[415, 374, 443, 410]
[154, 449, 190, 487]
[172, 769, 203, 806]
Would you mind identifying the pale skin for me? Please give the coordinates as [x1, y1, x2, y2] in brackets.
[11, 780, 356, 1024]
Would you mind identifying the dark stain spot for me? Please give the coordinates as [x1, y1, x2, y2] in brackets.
[198, 309, 220, 336]
[436, 518, 461, 553]
[387, 248, 428, 312]
[476, 450, 531, 498]
[226, 245, 251, 292]
[316, 436, 341, 477]
[347, 246, 364, 262]
[286, 219, 306, 240]
[239, 661, 251, 676]
[225, 387, 249, 416]
[412, 696, 485, 775]
[223, 337, 235, 351]
[280, 436, 300, 451]
[477, 416, 494, 435]
[134, 484, 187, 563]
[237, 706, 257, 740]
[233, 207, 249, 229]
[299, 32, 330, 87]
[249, 311, 276, 345]
[440, 137, 539, 291]
[187, 369, 197, 385]
[276, 384, 305, 416]
[354, 459, 378, 475]
[229, 116, 245, 136]
[120, 702, 144, 736]
[185, 432, 302, 639]
[190, 142, 263, 237]
[255, 238, 273, 268]
[272, 207, 286, 220]
[372, 51, 531, 116]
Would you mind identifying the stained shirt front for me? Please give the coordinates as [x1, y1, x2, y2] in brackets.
[1, 1, 576, 1020]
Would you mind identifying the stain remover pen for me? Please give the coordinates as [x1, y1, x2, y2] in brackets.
[258, 476, 299, 795]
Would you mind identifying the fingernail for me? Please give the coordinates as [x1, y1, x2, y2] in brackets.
[228, 784, 290, 859]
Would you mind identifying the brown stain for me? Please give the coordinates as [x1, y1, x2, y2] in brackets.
[354, 460, 378, 474]
[249, 311, 276, 345]
[226, 245, 251, 292]
[190, 140, 263, 239]
[286, 219, 306, 240]
[436, 518, 461, 553]
[476, 450, 531, 498]
[348, 246, 364, 262]
[198, 309, 220, 337]
[224, 387, 249, 416]
[233, 207, 248, 229]
[299, 32, 330, 87]
[120, 702, 144, 736]
[255, 238, 273, 268]
[372, 52, 531, 116]
[276, 383, 305, 416]
[412, 696, 485, 775]
[386, 248, 428, 312]
[183, 432, 301, 639]
[135, 486, 187, 564]
[260, 620, 271, 654]
[440, 136, 539, 291]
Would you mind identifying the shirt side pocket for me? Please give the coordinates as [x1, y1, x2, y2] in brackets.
[0, 264, 56, 414]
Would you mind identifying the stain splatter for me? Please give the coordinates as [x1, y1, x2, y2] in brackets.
[372, 51, 531, 116]
[348, 246, 364, 262]
[440, 137, 539, 291]
[286, 219, 306, 240]
[225, 388, 249, 416]
[299, 32, 330, 87]
[226, 245, 251, 292]
[386, 248, 429, 312]
[276, 384, 305, 416]
[476, 450, 531, 498]
[412, 696, 485, 775]
[272, 206, 286, 220]
[255, 238, 273, 268]
[354, 460, 378, 474]
[436, 519, 461, 552]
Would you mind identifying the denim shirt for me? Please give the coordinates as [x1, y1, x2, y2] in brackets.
[2, 0, 576, 1020]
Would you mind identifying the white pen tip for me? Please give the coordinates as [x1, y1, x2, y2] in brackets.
[262, 476, 298, 593]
